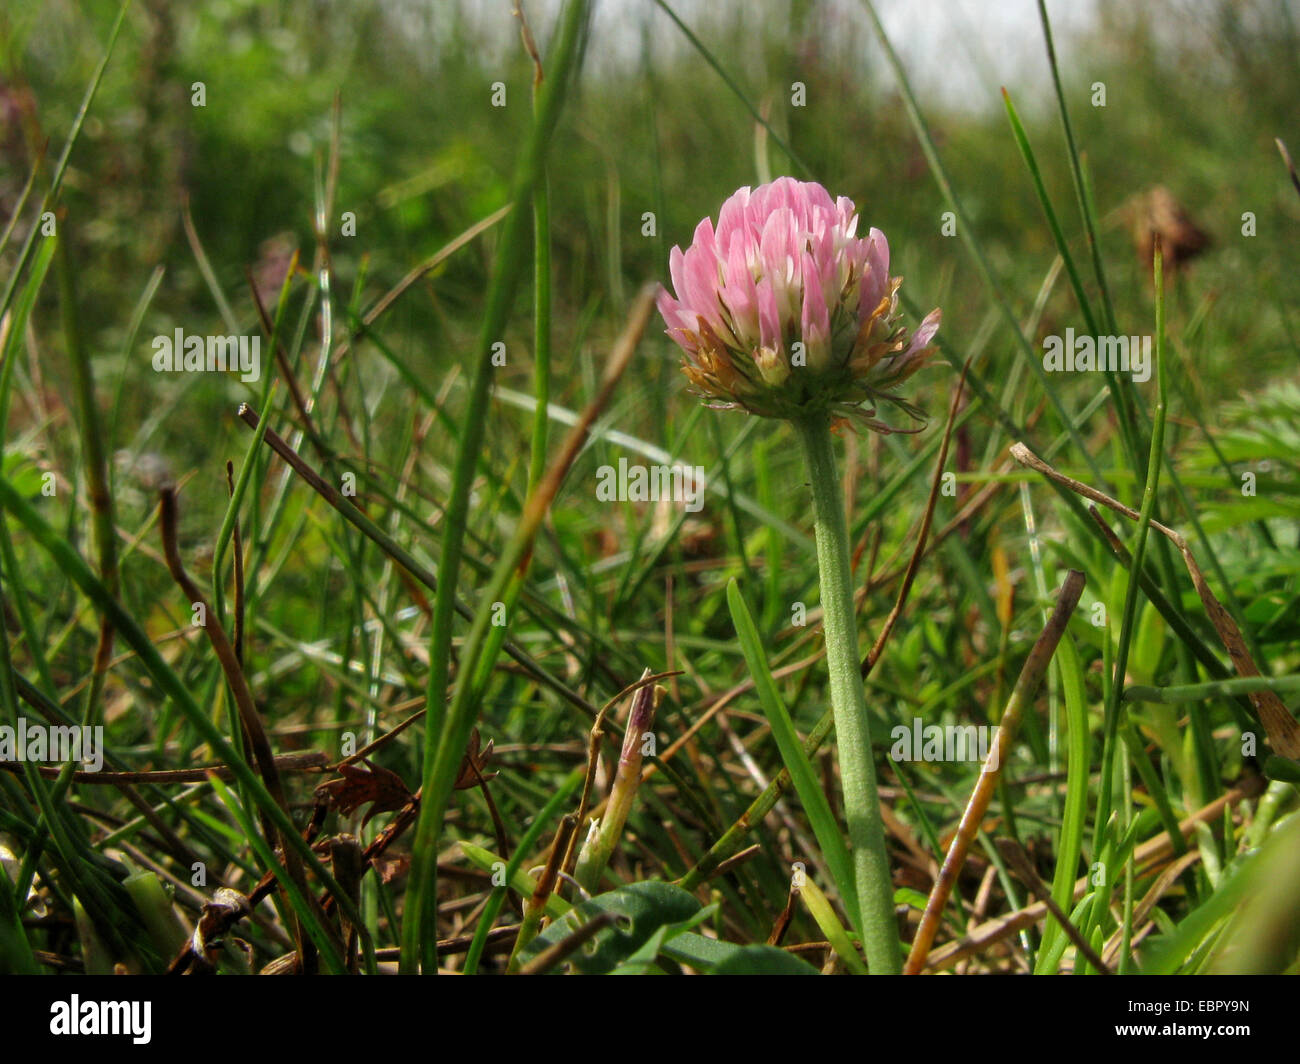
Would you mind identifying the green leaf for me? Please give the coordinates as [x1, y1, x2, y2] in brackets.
[2, 459, 47, 500]
[659, 931, 738, 970]
[657, 931, 822, 974]
[1262, 756, 1300, 784]
[1140, 860, 1254, 974]
[893, 887, 931, 912]
[609, 902, 720, 974]
[725, 578, 859, 931]
[1037, 633, 1090, 971]
[798, 875, 869, 975]
[517, 881, 702, 975]
[709, 945, 820, 975]
[460, 842, 570, 920]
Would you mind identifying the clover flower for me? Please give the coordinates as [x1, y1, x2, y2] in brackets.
[656, 177, 940, 431]
[656, 178, 949, 973]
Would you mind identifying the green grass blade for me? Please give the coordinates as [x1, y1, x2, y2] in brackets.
[725, 577, 859, 931]
[402, 0, 593, 974]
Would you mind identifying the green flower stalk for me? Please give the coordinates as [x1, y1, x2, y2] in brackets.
[657, 178, 942, 973]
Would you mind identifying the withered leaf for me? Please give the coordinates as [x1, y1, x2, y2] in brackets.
[315, 759, 413, 827]
[259, 951, 301, 976]
[372, 853, 409, 885]
[453, 727, 497, 791]
[189, 887, 251, 968]
[324, 834, 365, 910]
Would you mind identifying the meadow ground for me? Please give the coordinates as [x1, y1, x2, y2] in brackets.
[1, 0, 1299, 984]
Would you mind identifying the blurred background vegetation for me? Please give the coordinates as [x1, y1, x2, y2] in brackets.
[4, 0, 1297, 598]
[8, 0, 1298, 405]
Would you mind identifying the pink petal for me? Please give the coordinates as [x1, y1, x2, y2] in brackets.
[760, 207, 799, 321]
[681, 245, 723, 332]
[867, 227, 890, 281]
[722, 237, 760, 345]
[796, 180, 834, 225]
[800, 250, 830, 362]
[859, 228, 891, 315]
[656, 286, 700, 353]
[690, 215, 718, 261]
[656, 286, 691, 330]
[716, 186, 753, 248]
[836, 196, 859, 238]
[905, 308, 942, 355]
[756, 279, 783, 356]
[668, 244, 688, 303]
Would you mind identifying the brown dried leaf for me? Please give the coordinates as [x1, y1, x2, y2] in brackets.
[1130, 186, 1210, 272]
[1179, 546, 1300, 759]
[453, 728, 497, 790]
[189, 887, 251, 968]
[259, 951, 301, 976]
[372, 853, 409, 885]
[315, 759, 413, 827]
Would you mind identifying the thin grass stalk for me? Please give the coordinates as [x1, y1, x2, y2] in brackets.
[856, 0, 1107, 490]
[404, 278, 648, 976]
[904, 569, 1086, 974]
[55, 230, 118, 729]
[396, 0, 592, 961]
[1093, 242, 1167, 854]
[0, 471, 371, 945]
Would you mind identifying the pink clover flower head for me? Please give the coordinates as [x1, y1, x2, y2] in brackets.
[656, 177, 942, 431]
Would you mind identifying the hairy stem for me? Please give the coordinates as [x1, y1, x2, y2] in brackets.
[792, 414, 900, 974]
